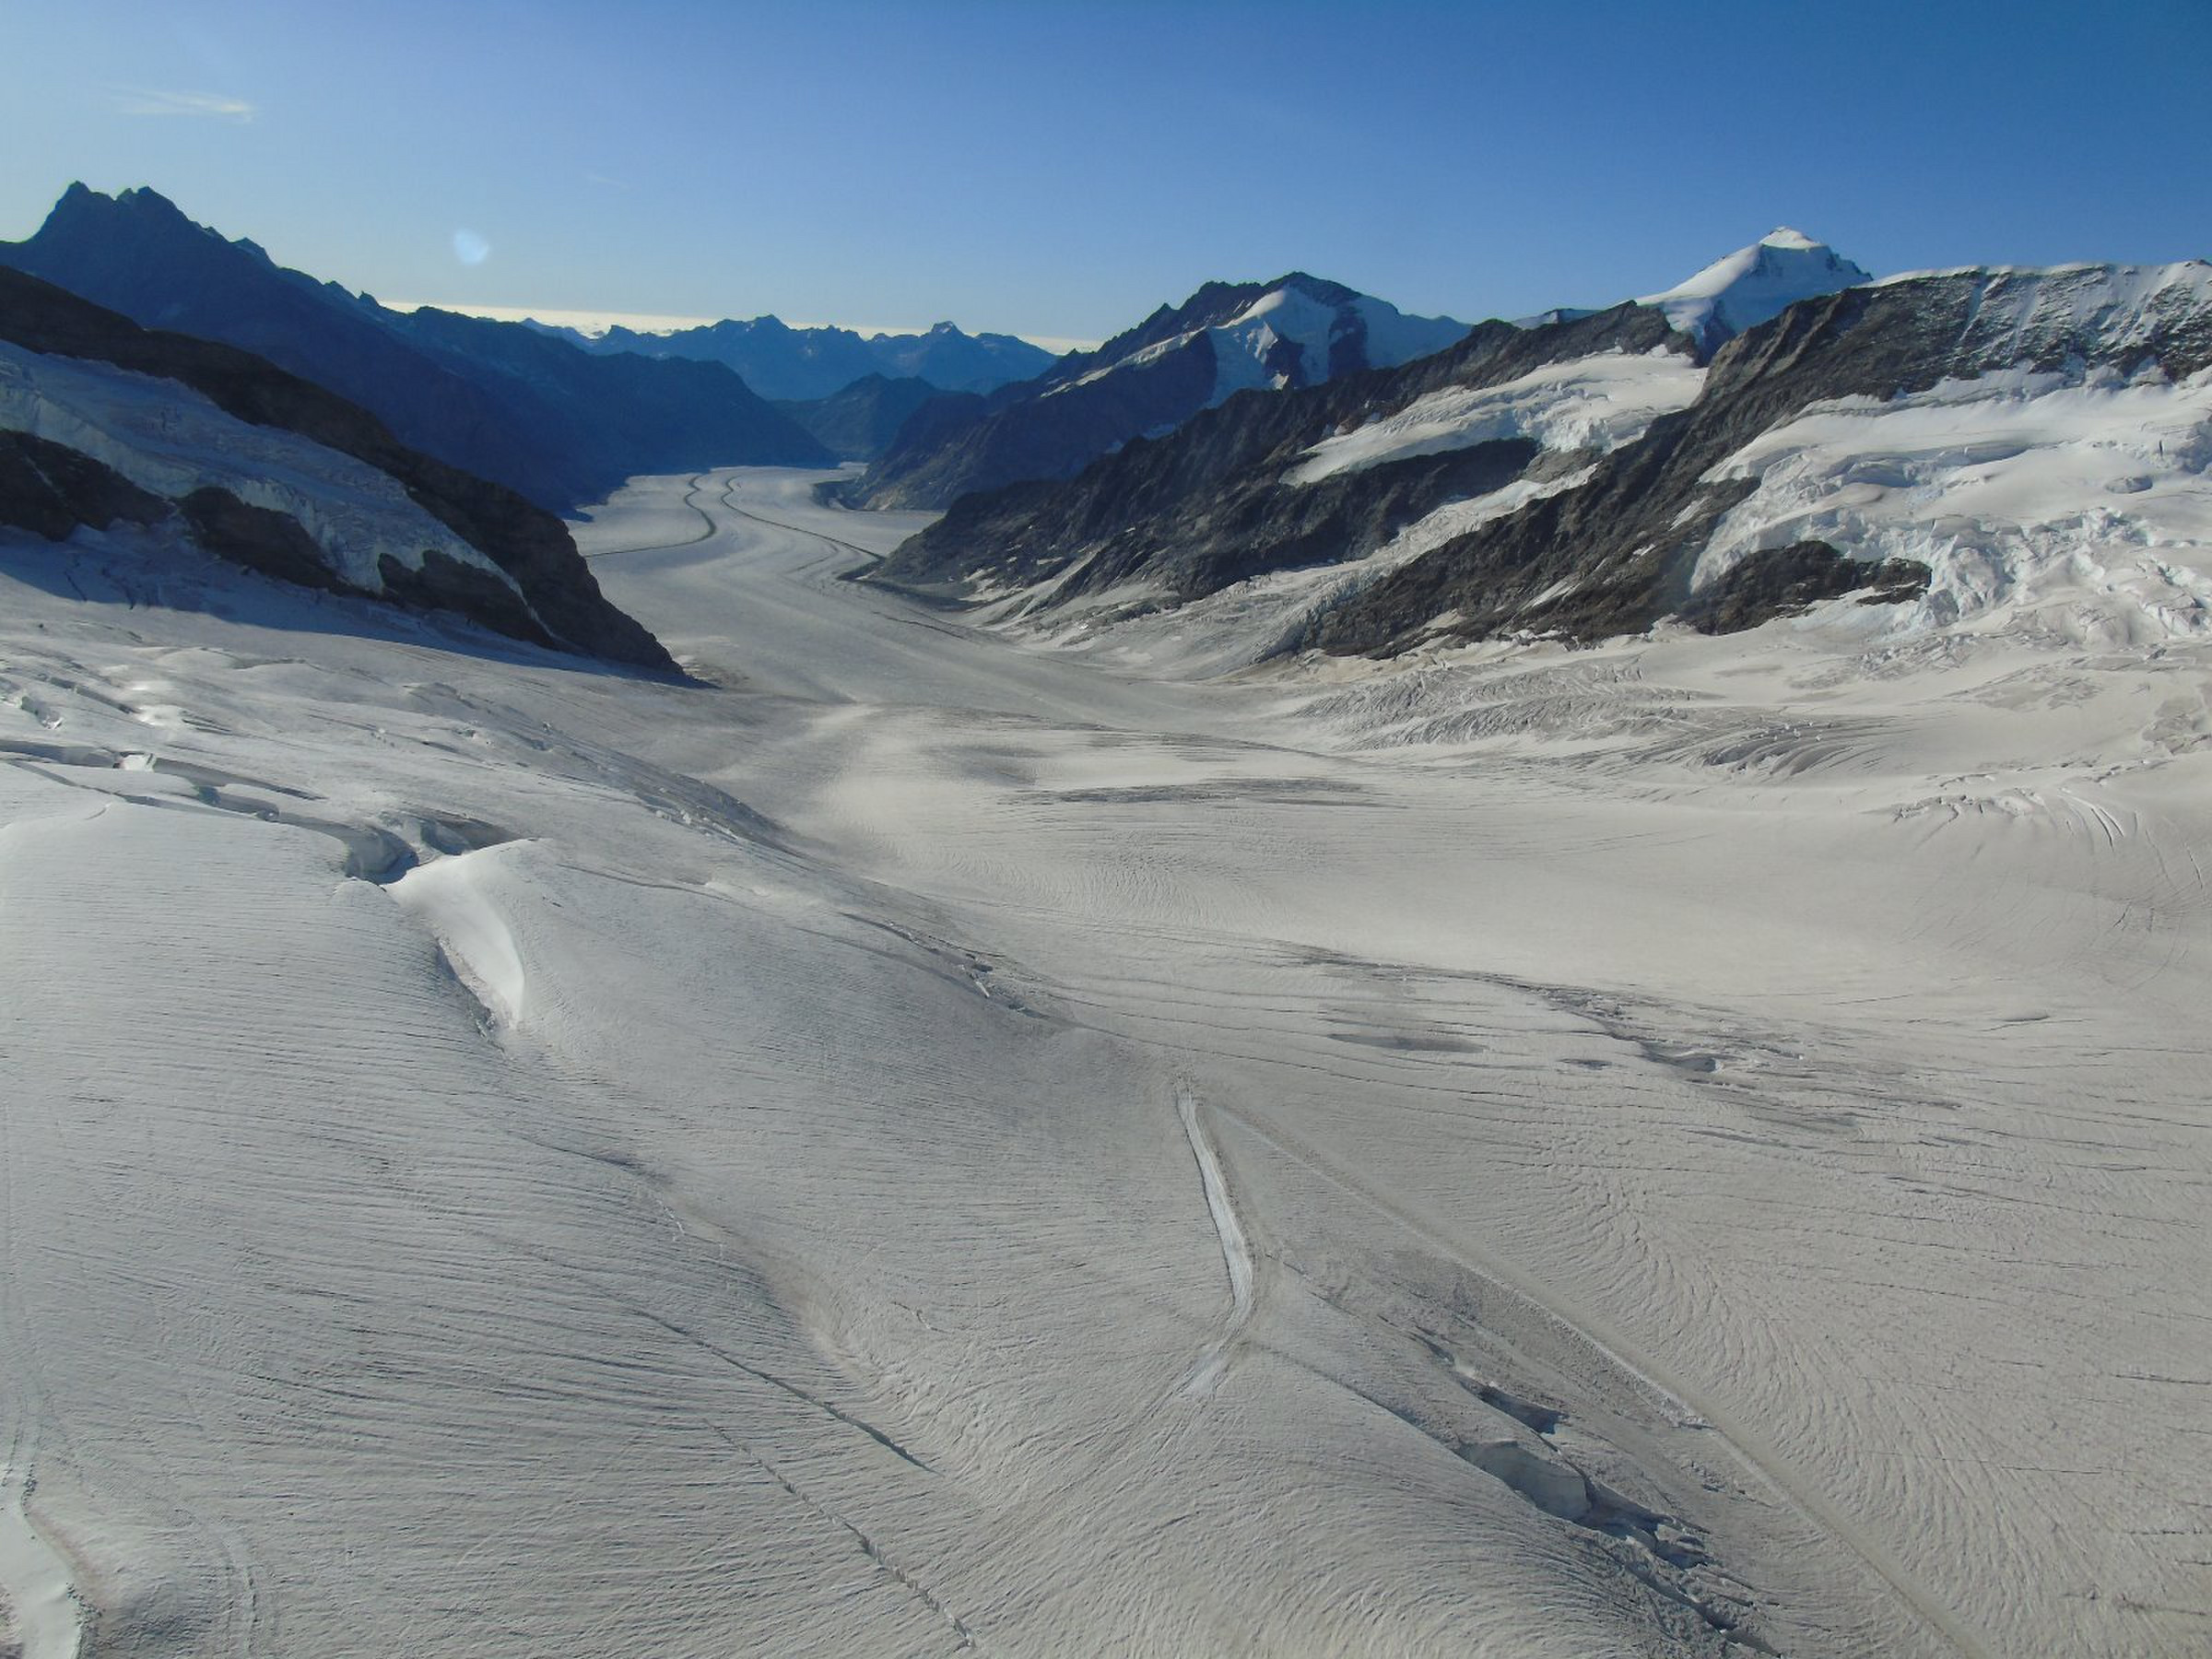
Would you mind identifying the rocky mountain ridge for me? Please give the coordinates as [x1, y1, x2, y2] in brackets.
[868, 239, 2212, 662]
[538, 313, 1057, 403]
[842, 272, 1470, 510]
[772, 373, 942, 463]
[0, 265, 677, 670]
[0, 184, 831, 511]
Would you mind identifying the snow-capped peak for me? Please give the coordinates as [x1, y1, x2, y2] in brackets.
[1640, 229, 1872, 347]
[1190, 280, 1468, 402]
[1050, 276, 1468, 406]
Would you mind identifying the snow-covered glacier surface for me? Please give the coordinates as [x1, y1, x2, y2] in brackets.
[1696, 363, 2212, 642]
[1, 466, 2206, 1659]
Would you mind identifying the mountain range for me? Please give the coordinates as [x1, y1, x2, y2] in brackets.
[842, 273, 1472, 510]
[6, 192, 2207, 677]
[0, 185, 833, 512]
[869, 231, 2212, 661]
[533, 313, 1058, 402]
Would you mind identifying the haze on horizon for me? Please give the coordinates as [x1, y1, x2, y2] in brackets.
[5, 0, 2210, 351]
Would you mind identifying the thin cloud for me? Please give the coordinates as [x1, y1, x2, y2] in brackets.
[109, 88, 256, 122]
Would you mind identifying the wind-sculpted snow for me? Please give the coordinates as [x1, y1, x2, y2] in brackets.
[0, 466, 2206, 1657]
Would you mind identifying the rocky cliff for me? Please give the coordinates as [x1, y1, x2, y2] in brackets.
[0, 265, 678, 670]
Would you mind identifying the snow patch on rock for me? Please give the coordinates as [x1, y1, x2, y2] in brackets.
[1288, 348, 1703, 486]
[0, 340, 520, 598]
[1008, 465, 1599, 677]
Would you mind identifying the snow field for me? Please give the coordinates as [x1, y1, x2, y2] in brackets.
[1696, 363, 2212, 643]
[1287, 347, 1704, 486]
[0, 466, 2205, 1657]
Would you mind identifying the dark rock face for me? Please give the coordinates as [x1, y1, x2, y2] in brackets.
[854, 333, 1220, 511]
[1685, 544, 1930, 634]
[846, 273, 1469, 511]
[1, 184, 831, 510]
[376, 547, 555, 646]
[774, 374, 942, 462]
[394, 303, 833, 492]
[174, 486, 562, 648]
[178, 487, 347, 594]
[0, 429, 167, 540]
[0, 265, 676, 670]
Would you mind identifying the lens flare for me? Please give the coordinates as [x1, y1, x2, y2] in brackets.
[452, 229, 490, 266]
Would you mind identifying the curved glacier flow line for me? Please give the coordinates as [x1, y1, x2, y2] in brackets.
[579, 472, 721, 560]
[1177, 1084, 1255, 1396]
[717, 477, 885, 564]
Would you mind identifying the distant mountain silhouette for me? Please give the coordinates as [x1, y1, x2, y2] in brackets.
[0, 184, 832, 510]
[538, 313, 1058, 403]
[772, 374, 942, 462]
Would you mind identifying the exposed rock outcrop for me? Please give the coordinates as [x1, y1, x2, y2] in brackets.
[0, 265, 677, 670]
[0, 428, 167, 541]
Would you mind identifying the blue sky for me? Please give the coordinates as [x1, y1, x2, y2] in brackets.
[4, 0, 2208, 345]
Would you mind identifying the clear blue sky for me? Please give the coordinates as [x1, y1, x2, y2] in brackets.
[4, 0, 2207, 345]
